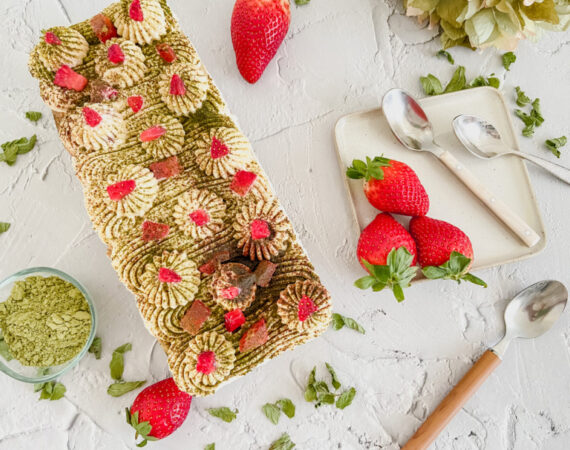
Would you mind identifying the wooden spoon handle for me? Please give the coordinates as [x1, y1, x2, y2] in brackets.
[402, 350, 501, 450]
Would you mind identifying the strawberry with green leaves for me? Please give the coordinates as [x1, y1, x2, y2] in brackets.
[355, 213, 418, 302]
[346, 156, 429, 217]
[409, 216, 486, 287]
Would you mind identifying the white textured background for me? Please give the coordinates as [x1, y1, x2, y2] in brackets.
[1, 1, 569, 449]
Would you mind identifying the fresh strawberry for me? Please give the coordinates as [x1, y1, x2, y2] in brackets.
[107, 43, 125, 64]
[230, 0, 290, 83]
[346, 156, 429, 217]
[90, 14, 118, 43]
[169, 74, 186, 95]
[141, 221, 170, 242]
[127, 95, 144, 113]
[156, 43, 177, 63]
[82, 107, 102, 127]
[180, 299, 211, 335]
[158, 268, 181, 283]
[140, 125, 166, 142]
[231, 170, 257, 196]
[250, 219, 270, 240]
[239, 318, 269, 352]
[107, 179, 136, 201]
[224, 309, 246, 332]
[44, 31, 61, 45]
[196, 351, 216, 374]
[126, 378, 192, 446]
[409, 216, 486, 287]
[129, 0, 144, 21]
[355, 213, 418, 302]
[149, 156, 181, 180]
[298, 295, 318, 321]
[54, 65, 88, 92]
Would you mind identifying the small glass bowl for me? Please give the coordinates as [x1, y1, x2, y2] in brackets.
[0, 267, 97, 384]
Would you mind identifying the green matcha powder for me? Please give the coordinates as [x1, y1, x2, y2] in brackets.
[0, 276, 91, 367]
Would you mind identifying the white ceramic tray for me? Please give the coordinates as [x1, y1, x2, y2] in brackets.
[335, 87, 546, 272]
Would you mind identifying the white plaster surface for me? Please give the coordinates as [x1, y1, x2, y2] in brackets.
[1, 1, 569, 449]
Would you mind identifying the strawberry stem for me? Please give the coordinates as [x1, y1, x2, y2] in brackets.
[422, 251, 487, 287]
[346, 156, 391, 181]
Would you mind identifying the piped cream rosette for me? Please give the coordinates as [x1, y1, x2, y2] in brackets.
[277, 280, 332, 333]
[36, 26, 89, 71]
[95, 38, 147, 88]
[112, 0, 167, 45]
[158, 62, 209, 116]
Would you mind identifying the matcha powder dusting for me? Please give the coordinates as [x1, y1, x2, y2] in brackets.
[0, 276, 92, 367]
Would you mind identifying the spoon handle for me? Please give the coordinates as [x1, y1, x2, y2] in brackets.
[515, 152, 570, 185]
[402, 350, 501, 450]
[438, 150, 541, 247]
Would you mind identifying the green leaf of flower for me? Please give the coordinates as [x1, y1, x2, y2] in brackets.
[325, 362, 341, 390]
[207, 407, 238, 423]
[502, 52, 516, 70]
[436, 49, 454, 64]
[269, 433, 296, 450]
[107, 380, 146, 397]
[336, 387, 356, 410]
[262, 403, 281, 425]
[25, 111, 43, 122]
[276, 398, 296, 418]
[88, 336, 102, 359]
[420, 74, 444, 96]
[545, 136, 567, 158]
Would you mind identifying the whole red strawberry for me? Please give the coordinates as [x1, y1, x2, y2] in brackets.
[355, 213, 418, 302]
[346, 156, 429, 217]
[126, 377, 192, 446]
[231, 0, 290, 83]
[409, 216, 486, 287]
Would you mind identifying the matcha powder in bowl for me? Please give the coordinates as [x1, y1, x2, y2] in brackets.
[0, 267, 96, 383]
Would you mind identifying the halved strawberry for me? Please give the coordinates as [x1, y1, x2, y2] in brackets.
[231, 170, 257, 196]
[127, 95, 144, 113]
[298, 295, 318, 321]
[239, 318, 269, 353]
[210, 137, 229, 159]
[180, 300, 211, 335]
[169, 74, 186, 95]
[129, 0, 144, 21]
[44, 31, 61, 45]
[54, 65, 88, 92]
[140, 125, 166, 142]
[90, 14, 117, 43]
[141, 221, 170, 242]
[251, 219, 270, 240]
[83, 107, 102, 127]
[149, 156, 181, 180]
[107, 179, 136, 201]
[196, 351, 216, 375]
[156, 43, 177, 63]
[224, 309, 246, 332]
[158, 268, 182, 283]
[189, 209, 210, 226]
[108, 44, 125, 64]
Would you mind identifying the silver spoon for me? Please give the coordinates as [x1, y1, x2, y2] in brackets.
[404, 280, 568, 450]
[382, 88, 541, 248]
[453, 114, 570, 185]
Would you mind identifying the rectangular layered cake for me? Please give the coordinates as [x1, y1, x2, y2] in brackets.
[28, 0, 332, 396]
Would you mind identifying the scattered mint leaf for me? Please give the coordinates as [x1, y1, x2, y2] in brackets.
[0, 338, 13, 361]
[420, 74, 443, 96]
[436, 49, 454, 64]
[33, 369, 50, 392]
[269, 433, 296, 450]
[0, 223, 10, 235]
[39, 381, 66, 401]
[470, 75, 500, 89]
[88, 336, 102, 359]
[515, 96, 544, 138]
[530, 98, 544, 126]
[422, 252, 487, 287]
[305, 364, 356, 409]
[336, 387, 356, 410]
[304, 367, 317, 402]
[515, 87, 530, 107]
[331, 313, 365, 334]
[276, 399, 295, 419]
[126, 408, 159, 447]
[25, 111, 42, 122]
[207, 407, 238, 423]
[107, 380, 146, 397]
[444, 66, 467, 93]
[502, 52, 516, 71]
[325, 363, 341, 390]
[346, 156, 391, 181]
[205, 444, 215, 450]
[0, 135, 37, 166]
[545, 136, 567, 158]
[294, 0, 310, 4]
[262, 403, 281, 425]
[110, 342, 132, 381]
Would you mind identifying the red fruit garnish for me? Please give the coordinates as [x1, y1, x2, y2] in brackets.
[198, 250, 231, 275]
[54, 65, 88, 92]
[250, 219, 270, 240]
[90, 14, 118, 43]
[169, 74, 186, 96]
[156, 43, 177, 63]
[221, 286, 240, 299]
[127, 95, 144, 113]
[44, 31, 61, 45]
[141, 221, 170, 242]
[239, 318, 269, 353]
[224, 309, 246, 332]
[180, 299, 211, 335]
[210, 136, 229, 159]
[107, 43, 125, 64]
[107, 179, 136, 201]
[149, 156, 182, 180]
[140, 125, 166, 142]
[254, 260, 277, 287]
[231, 170, 257, 196]
[189, 209, 210, 227]
[129, 0, 144, 21]
[82, 107, 102, 127]
[298, 295, 318, 321]
[196, 351, 216, 375]
[158, 267, 182, 283]
[127, 378, 192, 446]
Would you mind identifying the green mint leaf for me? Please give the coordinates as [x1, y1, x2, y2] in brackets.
[205, 444, 216, 450]
[502, 52, 516, 71]
[262, 403, 282, 425]
[110, 342, 132, 381]
[336, 387, 356, 410]
[444, 66, 466, 93]
[436, 49, 454, 64]
[530, 98, 544, 126]
[294, 0, 310, 5]
[319, 393, 335, 405]
[25, 111, 42, 122]
[0, 222, 11, 235]
[313, 381, 330, 394]
[515, 87, 531, 107]
[331, 313, 345, 330]
[39, 381, 66, 401]
[522, 124, 535, 137]
[331, 313, 365, 334]
[1, 135, 37, 166]
[207, 407, 238, 423]
[420, 74, 443, 96]
[545, 136, 567, 158]
[50, 382, 66, 400]
[114, 342, 132, 354]
[88, 336, 102, 359]
[107, 381, 146, 397]
[269, 433, 296, 450]
[276, 399, 295, 418]
[304, 384, 317, 402]
[487, 77, 500, 89]
[325, 363, 341, 390]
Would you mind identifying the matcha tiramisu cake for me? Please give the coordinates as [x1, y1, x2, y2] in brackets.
[28, 0, 331, 396]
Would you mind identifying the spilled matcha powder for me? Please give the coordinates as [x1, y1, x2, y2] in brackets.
[0, 276, 91, 366]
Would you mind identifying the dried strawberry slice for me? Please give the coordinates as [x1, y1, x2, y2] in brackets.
[196, 351, 216, 374]
[239, 318, 269, 353]
[210, 137, 229, 159]
[140, 125, 166, 142]
[158, 267, 182, 283]
[224, 309, 246, 332]
[107, 179, 136, 201]
[107, 44, 125, 64]
[82, 107, 102, 127]
[44, 32, 61, 45]
[250, 219, 271, 240]
[149, 156, 181, 180]
[54, 65, 88, 92]
[189, 209, 210, 226]
[254, 261, 277, 287]
[169, 74, 186, 95]
[180, 299, 211, 335]
[198, 250, 231, 275]
[156, 43, 177, 63]
[221, 286, 240, 299]
[90, 14, 117, 43]
[129, 0, 144, 21]
[230, 170, 257, 196]
[127, 95, 144, 113]
[298, 295, 318, 321]
[141, 221, 170, 242]
[90, 79, 118, 102]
